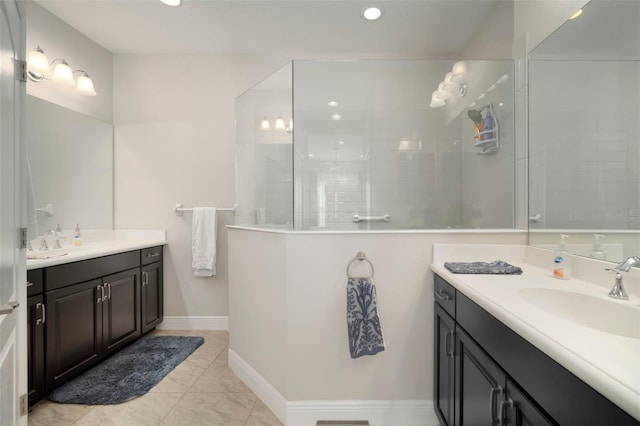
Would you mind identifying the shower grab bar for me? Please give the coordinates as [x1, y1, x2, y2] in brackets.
[352, 214, 391, 223]
[175, 203, 236, 216]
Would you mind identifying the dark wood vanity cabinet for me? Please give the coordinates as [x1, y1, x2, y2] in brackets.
[434, 301, 456, 426]
[433, 273, 639, 426]
[27, 268, 45, 407]
[141, 246, 163, 334]
[101, 268, 142, 356]
[45, 278, 103, 391]
[27, 246, 164, 403]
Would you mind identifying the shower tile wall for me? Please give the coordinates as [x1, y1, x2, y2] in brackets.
[529, 61, 640, 230]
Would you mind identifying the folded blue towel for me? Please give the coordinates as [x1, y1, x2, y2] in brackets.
[444, 260, 523, 275]
[347, 277, 385, 359]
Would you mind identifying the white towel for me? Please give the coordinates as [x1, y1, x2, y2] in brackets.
[192, 207, 217, 277]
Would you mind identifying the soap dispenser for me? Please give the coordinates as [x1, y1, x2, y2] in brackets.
[553, 234, 572, 280]
[589, 234, 607, 260]
[73, 223, 82, 246]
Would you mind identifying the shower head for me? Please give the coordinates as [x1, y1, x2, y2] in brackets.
[467, 109, 483, 124]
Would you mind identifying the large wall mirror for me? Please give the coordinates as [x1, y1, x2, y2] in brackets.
[528, 0, 640, 262]
[26, 96, 113, 241]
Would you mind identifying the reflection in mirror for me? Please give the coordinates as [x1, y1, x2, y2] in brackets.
[26, 96, 113, 244]
[528, 0, 640, 262]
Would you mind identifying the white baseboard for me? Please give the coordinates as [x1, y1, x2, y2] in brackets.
[156, 316, 228, 330]
[228, 349, 288, 422]
[228, 349, 437, 426]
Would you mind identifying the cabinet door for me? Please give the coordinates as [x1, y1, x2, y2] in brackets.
[27, 295, 45, 406]
[45, 279, 103, 391]
[141, 261, 163, 334]
[434, 303, 456, 426]
[455, 326, 506, 426]
[102, 268, 141, 355]
[503, 379, 555, 426]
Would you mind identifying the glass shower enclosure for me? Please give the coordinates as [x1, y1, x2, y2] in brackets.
[235, 60, 514, 230]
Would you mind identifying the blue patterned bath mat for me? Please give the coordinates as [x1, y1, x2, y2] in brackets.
[49, 335, 204, 404]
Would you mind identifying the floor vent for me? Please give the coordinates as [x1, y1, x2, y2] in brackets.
[316, 422, 369, 426]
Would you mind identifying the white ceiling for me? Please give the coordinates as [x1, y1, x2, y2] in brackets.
[35, 0, 499, 56]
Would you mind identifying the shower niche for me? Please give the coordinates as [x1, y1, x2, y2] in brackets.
[235, 60, 515, 230]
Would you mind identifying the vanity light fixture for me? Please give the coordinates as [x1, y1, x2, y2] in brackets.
[26, 46, 98, 96]
[430, 61, 468, 108]
[258, 117, 293, 133]
[274, 117, 286, 130]
[160, 0, 181, 6]
[363, 6, 383, 21]
[75, 71, 97, 96]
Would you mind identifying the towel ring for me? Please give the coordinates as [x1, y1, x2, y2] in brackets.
[346, 251, 374, 278]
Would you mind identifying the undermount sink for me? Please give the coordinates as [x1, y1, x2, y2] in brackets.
[519, 288, 640, 339]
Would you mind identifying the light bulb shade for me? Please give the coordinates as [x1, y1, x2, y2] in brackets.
[260, 118, 270, 130]
[274, 117, 286, 130]
[436, 82, 453, 100]
[160, 0, 181, 6]
[27, 47, 51, 77]
[51, 60, 75, 86]
[76, 73, 97, 96]
[452, 61, 467, 76]
[430, 91, 445, 108]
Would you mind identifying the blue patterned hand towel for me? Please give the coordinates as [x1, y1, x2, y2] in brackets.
[347, 277, 385, 359]
[444, 260, 523, 275]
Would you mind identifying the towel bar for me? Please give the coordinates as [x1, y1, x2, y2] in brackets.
[174, 203, 236, 216]
[347, 251, 374, 278]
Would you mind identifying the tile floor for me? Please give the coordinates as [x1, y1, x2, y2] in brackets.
[28, 330, 283, 426]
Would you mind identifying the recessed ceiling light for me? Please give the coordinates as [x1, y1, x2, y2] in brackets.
[328, 101, 339, 107]
[331, 113, 342, 121]
[363, 7, 382, 21]
[160, 0, 181, 6]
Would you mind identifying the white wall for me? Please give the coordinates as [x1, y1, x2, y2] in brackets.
[228, 228, 526, 403]
[26, 1, 112, 122]
[113, 54, 287, 317]
[514, 0, 590, 54]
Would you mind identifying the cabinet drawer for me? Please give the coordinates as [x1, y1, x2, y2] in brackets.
[141, 246, 163, 265]
[27, 269, 44, 297]
[434, 274, 456, 318]
[45, 251, 140, 292]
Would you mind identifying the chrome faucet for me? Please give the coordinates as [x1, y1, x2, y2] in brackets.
[605, 256, 640, 300]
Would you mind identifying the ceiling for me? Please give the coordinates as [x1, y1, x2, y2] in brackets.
[35, 0, 500, 56]
[531, 0, 640, 60]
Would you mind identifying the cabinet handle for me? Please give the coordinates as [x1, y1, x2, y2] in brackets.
[445, 330, 455, 357]
[489, 386, 503, 426]
[434, 289, 451, 301]
[146, 253, 160, 258]
[142, 271, 148, 287]
[105, 283, 111, 300]
[97, 285, 104, 303]
[500, 398, 515, 425]
[35, 302, 45, 325]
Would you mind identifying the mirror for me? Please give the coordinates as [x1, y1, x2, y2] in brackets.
[528, 0, 640, 262]
[26, 95, 113, 241]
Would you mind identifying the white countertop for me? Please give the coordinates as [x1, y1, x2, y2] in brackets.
[431, 244, 640, 421]
[27, 229, 167, 270]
